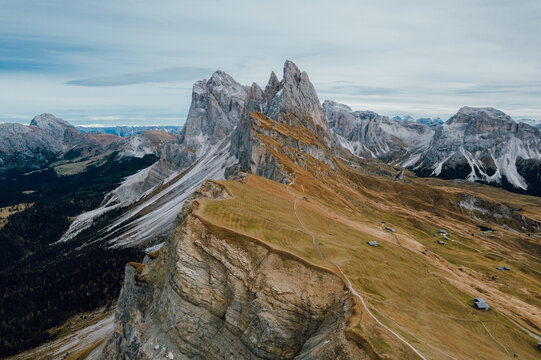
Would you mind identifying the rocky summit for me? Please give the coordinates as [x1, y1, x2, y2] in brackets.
[410, 106, 541, 192]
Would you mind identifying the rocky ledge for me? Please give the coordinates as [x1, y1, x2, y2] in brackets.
[101, 180, 368, 359]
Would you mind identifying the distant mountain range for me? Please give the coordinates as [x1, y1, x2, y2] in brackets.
[326, 103, 541, 194]
[393, 114, 541, 129]
[0, 115, 179, 171]
[392, 115, 444, 127]
[77, 125, 182, 137]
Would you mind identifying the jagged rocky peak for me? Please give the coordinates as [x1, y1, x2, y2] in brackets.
[178, 70, 248, 152]
[179, 60, 329, 159]
[407, 106, 541, 193]
[246, 82, 265, 113]
[266, 60, 329, 133]
[228, 61, 337, 183]
[263, 70, 280, 106]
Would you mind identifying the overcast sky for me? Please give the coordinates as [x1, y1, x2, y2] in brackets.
[1, 0, 540, 125]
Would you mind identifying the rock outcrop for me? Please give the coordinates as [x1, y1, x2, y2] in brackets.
[102, 181, 368, 360]
[457, 193, 541, 233]
[178, 70, 248, 155]
[266, 61, 329, 135]
[229, 61, 336, 183]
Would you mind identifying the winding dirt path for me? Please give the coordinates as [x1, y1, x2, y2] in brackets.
[287, 182, 427, 360]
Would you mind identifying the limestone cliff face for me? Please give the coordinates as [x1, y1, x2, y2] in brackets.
[413, 107, 541, 192]
[229, 61, 335, 184]
[178, 70, 248, 154]
[102, 181, 368, 360]
[266, 60, 329, 135]
[322, 100, 434, 162]
[230, 82, 294, 184]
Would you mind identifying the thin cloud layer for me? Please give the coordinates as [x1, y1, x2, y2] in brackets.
[0, 0, 540, 124]
[66, 67, 213, 86]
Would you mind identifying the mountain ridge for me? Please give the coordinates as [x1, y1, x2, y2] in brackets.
[89, 60, 541, 360]
[0, 114, 177, 171]
[325, 101, 541, 194]
[4, 60, 541, 360]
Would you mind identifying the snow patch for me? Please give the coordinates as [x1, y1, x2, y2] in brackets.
[431, 154, 453, 176]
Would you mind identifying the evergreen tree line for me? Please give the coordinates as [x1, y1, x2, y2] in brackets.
[0, 153, 155, 356]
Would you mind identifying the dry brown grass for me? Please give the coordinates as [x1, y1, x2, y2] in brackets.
[199, 173, 541, 359]
[196, 112, 541, 359]
[128, 262, 146, 274]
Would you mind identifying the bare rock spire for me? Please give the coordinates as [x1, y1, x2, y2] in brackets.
[265, 60, 329, 134]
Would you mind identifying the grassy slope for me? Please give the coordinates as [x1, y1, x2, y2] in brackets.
[199, 174, 540, 359]
[195, 112, 541, 359]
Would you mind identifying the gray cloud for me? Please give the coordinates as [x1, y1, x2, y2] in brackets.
[318, 82, 401, 96]
[454, 81, 541, 96]
[1, 0, 541, 124]
[66, 66, 213, 86]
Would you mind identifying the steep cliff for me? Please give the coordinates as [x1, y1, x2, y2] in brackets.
[323, 100, 433, 162]
[229, 61, 335, 183]
[102, 181, 368, 359]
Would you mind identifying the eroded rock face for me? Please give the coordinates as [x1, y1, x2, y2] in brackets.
[102, 181, 367, 360]
[160, 143, 197, 169]
[178, 70, 248, 155]
[323, 100, 434, 162]
[266, 61, 329, 135]
[230, 81, 294, 183]
[229, 61, 336, 183]
[457, 194, 541, 233]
